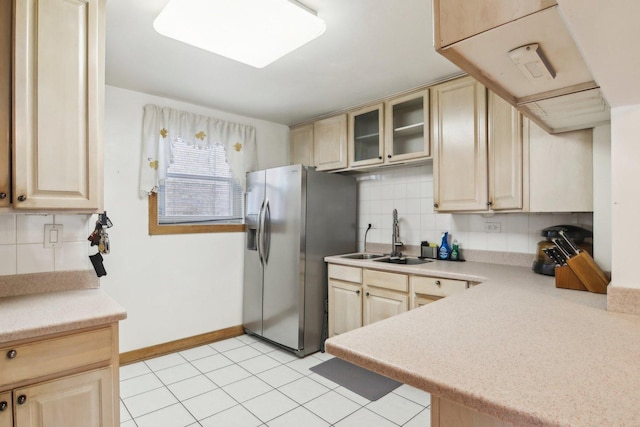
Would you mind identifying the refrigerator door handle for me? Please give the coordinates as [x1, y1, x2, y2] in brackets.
[263, 199, 271, 264]
[257, 200, 266, 265]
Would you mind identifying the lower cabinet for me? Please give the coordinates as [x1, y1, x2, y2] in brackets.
[0, 391, 12, 427]
[0, 324, 119, 427]
[328, 279, 363, 336]
[362, 269, 409, 325]
[431, 396, 516, 427]
[364, 287, 409, 325]
[328, 263, 469, 337]
[328, 264, 363, 337]
[14, 367, 113, 427]
[411, 276, 468, 309]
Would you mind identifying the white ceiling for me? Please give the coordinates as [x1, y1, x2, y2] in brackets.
[105, 0, 461, 126]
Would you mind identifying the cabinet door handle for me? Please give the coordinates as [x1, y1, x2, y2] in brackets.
[0, 192, 6, 199]
[17, 395, 27, 405]
[435, 280, 441, 286]
[17, 194, 27, 202]
[6, 349, 17, 359]
[0, 401, 7, 411]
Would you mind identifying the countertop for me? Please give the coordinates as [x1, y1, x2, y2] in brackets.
[324, 254, 640, 426]
[0, 289, 127, 343]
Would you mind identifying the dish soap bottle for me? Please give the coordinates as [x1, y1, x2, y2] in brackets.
[439, 232, 450, 260]
[450, 240, 459, 261]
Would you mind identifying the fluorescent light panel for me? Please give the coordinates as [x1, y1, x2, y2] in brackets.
[153, 0, 326, 68]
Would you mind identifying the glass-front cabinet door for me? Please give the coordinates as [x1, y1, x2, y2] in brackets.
[348, 103, 384, 167]
[384, 89, 430, 162]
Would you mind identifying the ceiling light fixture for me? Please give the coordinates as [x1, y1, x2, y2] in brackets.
[153, 0, 326, 69]
[508, 43, 556, 81]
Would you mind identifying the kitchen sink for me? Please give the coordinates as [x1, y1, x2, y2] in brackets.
[373, 257, 432, 265]
[339, 253, 385, 259]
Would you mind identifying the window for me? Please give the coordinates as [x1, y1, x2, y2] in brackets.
[140, 104, 256, 236]
[148, 138, 245, 235]
[157, 137, 243, 225]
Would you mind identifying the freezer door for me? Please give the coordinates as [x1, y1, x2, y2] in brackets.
[243, 170, 265, 336]
[262, 165, 304, 350]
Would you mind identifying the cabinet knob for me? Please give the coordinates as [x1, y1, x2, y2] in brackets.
[387, 154, 392, 159]
[487, 201, 493, 207]
[17, 395, 27, 405]
[355, 290, 360, 295]
[435, 280, 441, 286]
[0, 401, 7, 411]
[6, 349, 17, 359]
[0, 192, 6, 199]
[365, 292, 370, 297]
[17, 194, 26, 202]
[434, 203, 439, 208]
[378, 156, 382, 160]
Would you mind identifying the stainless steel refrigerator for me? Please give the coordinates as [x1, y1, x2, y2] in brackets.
[243, 165, 356, 356]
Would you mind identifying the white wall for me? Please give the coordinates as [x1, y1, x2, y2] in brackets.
[610, 105, 640, 289]
[592, 125, 611, 272]
[356, 163, 593, 255]
[100, 86, 289, 352]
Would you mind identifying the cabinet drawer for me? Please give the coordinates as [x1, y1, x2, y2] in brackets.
[328, 264, 362, 283]
[411, 276, 468, 298]
[364, 269, 408, 293]
[0, 327, 113, 388]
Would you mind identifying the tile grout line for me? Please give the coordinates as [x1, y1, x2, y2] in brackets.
[121, 338, 430, 426]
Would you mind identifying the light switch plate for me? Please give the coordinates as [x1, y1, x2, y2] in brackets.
[44, 224, 63, 248]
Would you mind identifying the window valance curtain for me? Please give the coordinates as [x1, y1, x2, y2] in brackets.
[139, 104, 257, 197]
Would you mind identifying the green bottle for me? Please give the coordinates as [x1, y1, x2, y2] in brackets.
[450, 240, 459, 261]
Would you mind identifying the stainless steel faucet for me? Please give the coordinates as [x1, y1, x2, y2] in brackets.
[391, 209, 403, 258]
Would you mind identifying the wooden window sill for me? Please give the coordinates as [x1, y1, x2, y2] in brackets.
[148, 193, 246, 235]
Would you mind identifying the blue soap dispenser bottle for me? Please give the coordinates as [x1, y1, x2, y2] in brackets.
[439, 232, 450, 260]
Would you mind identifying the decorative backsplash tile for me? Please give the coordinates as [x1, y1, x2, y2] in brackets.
[356, 164, 593, 254]
[0, 214, 94, 277]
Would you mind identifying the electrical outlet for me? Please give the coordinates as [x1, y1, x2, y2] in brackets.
[484, 222, 501, 233]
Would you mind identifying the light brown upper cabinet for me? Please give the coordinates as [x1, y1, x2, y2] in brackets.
[384, 89, 430, 163]
[433, 0, 610, 133]
[432, 76, 488, 212]
[432, 76, 592, 213]
[289, 123, 315, 167]
[348, 103, 384, 168]
[488, 91, 523, 211]
[12, 0, 104, 210]
[0, 0, 10, 208]
[314, 114, 347, 171]
[523, 119, 593, 212]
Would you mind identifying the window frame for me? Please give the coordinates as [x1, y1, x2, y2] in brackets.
[148, 192, 245, 235]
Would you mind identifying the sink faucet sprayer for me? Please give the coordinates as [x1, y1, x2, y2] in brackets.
[391, 209, 403, 258]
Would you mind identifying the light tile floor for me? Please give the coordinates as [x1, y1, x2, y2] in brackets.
[120, 334, 431, 427]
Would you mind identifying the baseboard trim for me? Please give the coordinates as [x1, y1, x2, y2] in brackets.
[119, 325, 245, 366]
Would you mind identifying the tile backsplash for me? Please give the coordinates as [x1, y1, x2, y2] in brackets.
[0, 214, 94, 276]
[356, 163, 593, 254]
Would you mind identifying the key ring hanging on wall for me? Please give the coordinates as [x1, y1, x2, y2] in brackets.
[88, 211, 114, 277]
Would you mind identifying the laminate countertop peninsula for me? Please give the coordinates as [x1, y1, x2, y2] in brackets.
[324, 254, 640, 426]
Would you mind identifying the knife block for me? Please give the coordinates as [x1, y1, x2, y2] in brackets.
[565, 251, 609, 294]
[555, 265, 587, 291]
